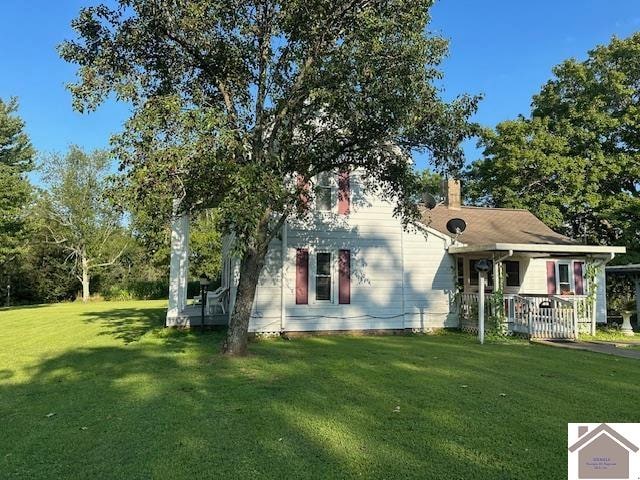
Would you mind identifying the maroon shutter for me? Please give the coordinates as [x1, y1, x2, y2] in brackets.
[546, 261, 557, 295]
[297, 174, 310, 211]
[338, 170, 350, 215]
[574, 261, 584, 295]
[339, 249, 351, 304]
[296, 249, 309, 304]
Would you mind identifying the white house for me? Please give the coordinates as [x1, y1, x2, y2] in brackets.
[166, 174, 625, 338]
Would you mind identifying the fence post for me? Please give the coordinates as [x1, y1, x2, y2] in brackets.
[591, 295, 596, 336]
[572, 299, 578, 340]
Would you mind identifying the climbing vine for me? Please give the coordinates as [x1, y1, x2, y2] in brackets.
[487, 264, 508, 337]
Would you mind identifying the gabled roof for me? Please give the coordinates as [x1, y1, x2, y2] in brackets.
[569, 424, 639, 452]
[421, 205, 576, 246]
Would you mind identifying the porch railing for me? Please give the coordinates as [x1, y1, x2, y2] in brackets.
[458, 293, 594, 339]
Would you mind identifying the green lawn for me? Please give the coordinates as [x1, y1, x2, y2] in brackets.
[580, 325, 640, 342]
[1, 301, 640, 479]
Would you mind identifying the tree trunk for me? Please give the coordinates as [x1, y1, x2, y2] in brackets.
[225, 210, 285, 356]
[81, 255, 90, 302]
[225, 247, 266, 355]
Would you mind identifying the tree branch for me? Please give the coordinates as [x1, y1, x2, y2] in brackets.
[90, 243, 128, 269]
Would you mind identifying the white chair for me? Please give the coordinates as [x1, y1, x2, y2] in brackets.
[206, 286, 228, 315]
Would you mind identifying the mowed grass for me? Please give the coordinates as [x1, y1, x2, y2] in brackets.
[1, 301, 640, 479]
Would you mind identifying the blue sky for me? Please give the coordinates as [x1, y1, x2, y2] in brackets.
[1, 0, 639, 172]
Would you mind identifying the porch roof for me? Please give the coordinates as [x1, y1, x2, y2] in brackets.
[448, 243, 626, 256]
[606, 264, 640, 275]
[421, 204, 625, 257]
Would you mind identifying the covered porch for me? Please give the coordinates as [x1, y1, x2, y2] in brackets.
[449, 242, 626, 339]
[165, 202, 232, 328]
[458, 292, 593, 339]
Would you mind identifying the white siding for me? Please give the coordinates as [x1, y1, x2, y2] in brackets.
[402, 228, 457, 329]
[519, 258, 552, 295]
[223, 168, 457, 333]
[249, 237, 283, 332]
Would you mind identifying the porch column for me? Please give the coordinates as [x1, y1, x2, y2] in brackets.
[167, 199, 190, 321]
[593, 266, 607, 335]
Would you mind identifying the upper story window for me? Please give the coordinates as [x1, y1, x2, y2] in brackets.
[316, 172, 332, 211]
[504, 261, 521, 287]
[316, 252, 332, 301]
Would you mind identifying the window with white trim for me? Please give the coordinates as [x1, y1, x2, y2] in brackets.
[315, 172, 332, 211]
[315, 252, 332, 301]
[557, 262, 571, 294]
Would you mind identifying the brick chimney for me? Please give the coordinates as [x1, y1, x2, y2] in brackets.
[444, 178, 461, 210]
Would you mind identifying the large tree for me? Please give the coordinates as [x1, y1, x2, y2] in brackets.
[0, 98, 34, 276]
[38, 146, 128, 301]
[466, 34, 640, 254]
[60, 0, 478, 354]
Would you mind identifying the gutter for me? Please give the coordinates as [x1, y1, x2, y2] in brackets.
[588, 252, 616, 272]
[448, 243, 626, 255]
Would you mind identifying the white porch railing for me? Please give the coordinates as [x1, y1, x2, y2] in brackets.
[458, 293, 594, 339]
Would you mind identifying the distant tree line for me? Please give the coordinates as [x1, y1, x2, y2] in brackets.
[0, 98, 220, 306]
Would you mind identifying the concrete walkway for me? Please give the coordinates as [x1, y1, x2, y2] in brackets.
[532, 339, 640, 359]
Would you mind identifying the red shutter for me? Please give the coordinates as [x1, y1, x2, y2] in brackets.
[338, 170, 350, 215]
[297, 174, 310, 211]
[296, 249, 309, 304]
[339, 249, 351, 304]
[574, 261, 584, 295]
[546, 261, 557, 295]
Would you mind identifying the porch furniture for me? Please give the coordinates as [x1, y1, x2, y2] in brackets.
[206, 286, 229, 315]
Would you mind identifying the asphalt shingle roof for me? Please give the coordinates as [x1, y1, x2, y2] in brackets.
[422, 205, 576, 246]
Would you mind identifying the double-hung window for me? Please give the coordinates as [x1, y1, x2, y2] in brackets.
[316, 172, 332, 211]
[557, 262, 571, 294]
[315, 252, 332, 301]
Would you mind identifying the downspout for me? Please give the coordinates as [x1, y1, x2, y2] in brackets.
[280, 220, 288, 334]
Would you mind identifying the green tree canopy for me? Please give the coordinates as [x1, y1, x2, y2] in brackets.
[60, 0, 478, 354]
[0, 98, 35, 269]
[38, 146, 129, 301]
[466, 33, 640, 254]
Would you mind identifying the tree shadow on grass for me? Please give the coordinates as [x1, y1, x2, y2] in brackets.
[80, 306, 168, 344]
[2, 332, 640, 479]
[0, 303, 51, 313]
